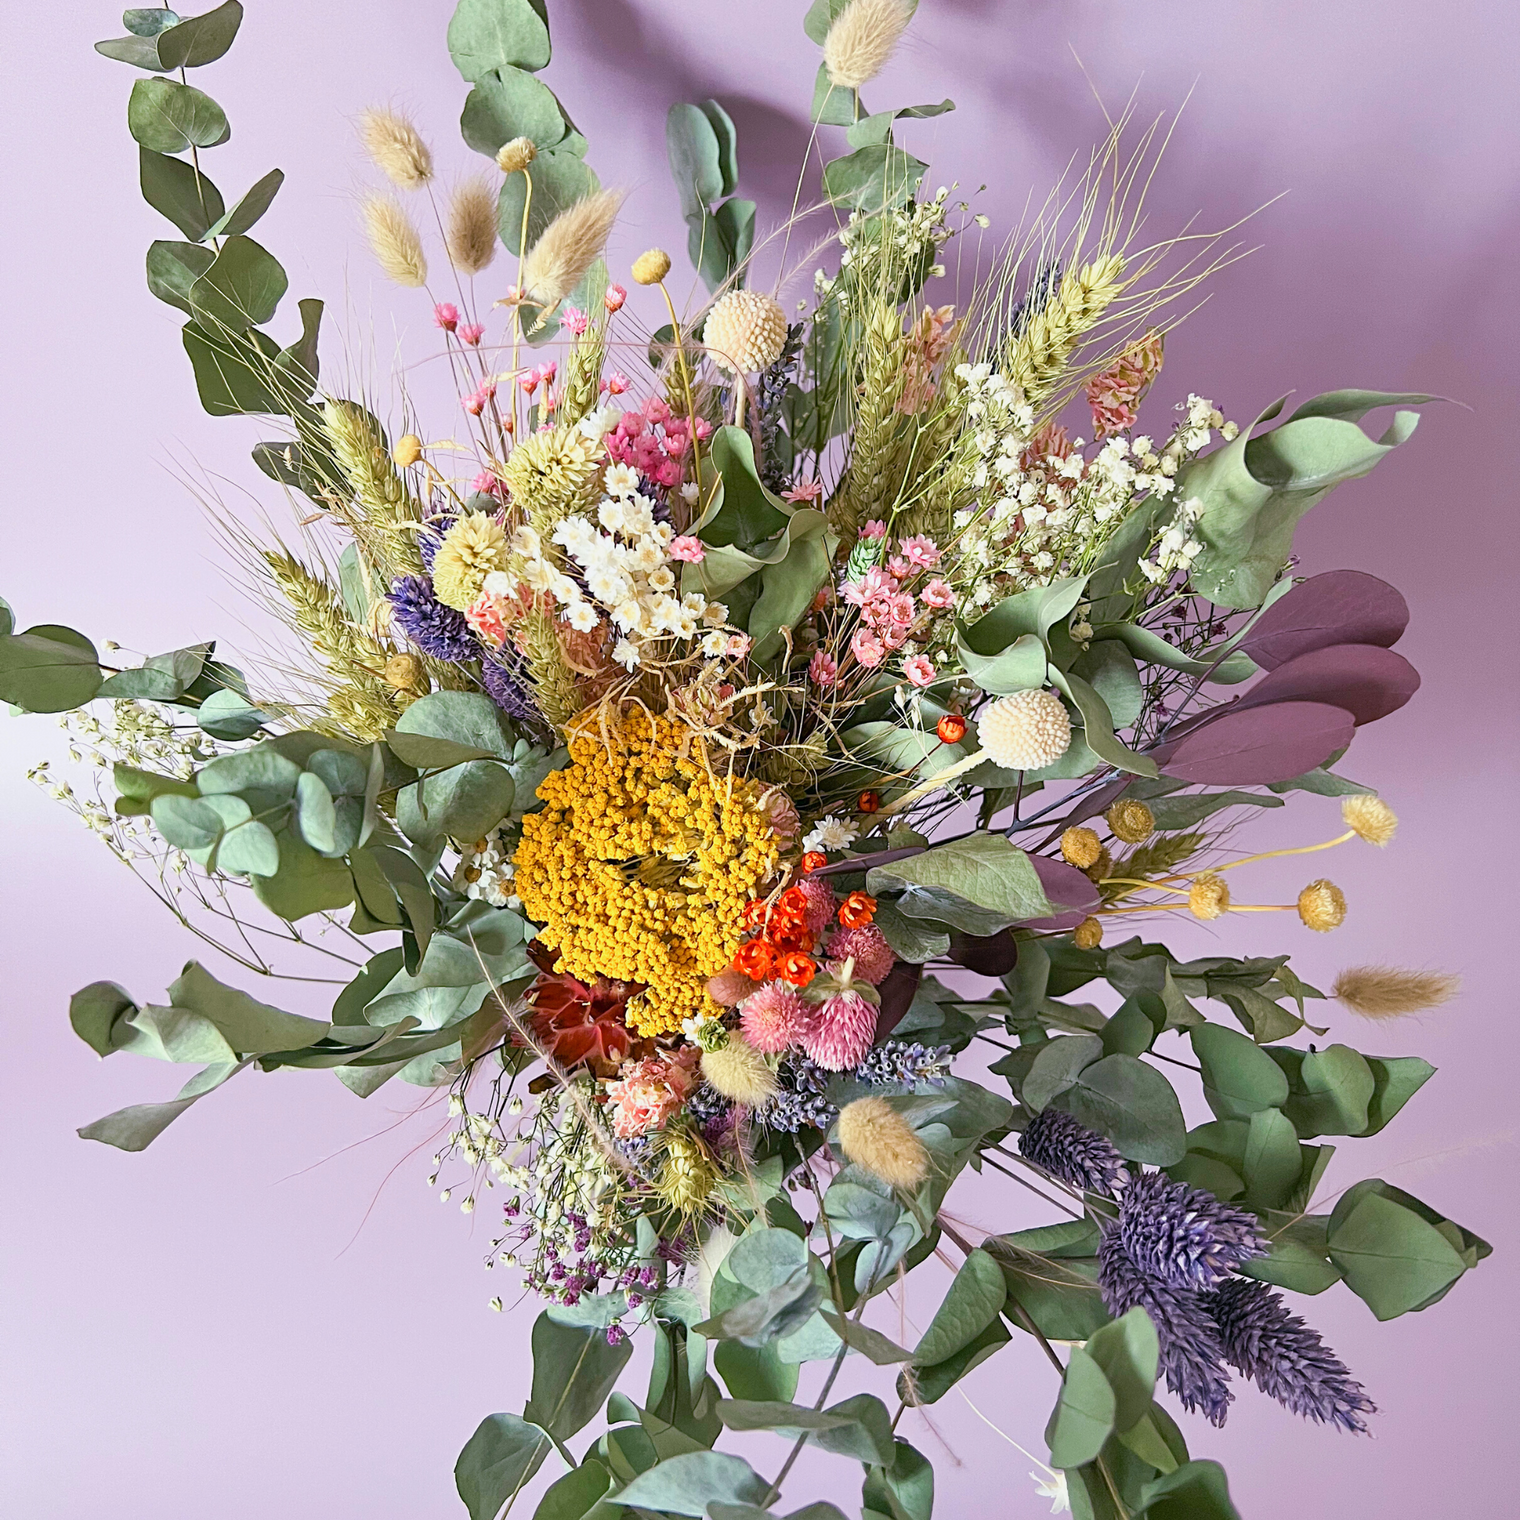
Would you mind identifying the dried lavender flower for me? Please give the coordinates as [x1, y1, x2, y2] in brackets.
[1117, 1170, 1265, 1290]
[1018, 1107, 1126, 1198]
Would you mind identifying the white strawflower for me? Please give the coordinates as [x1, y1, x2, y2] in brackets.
[703, 289, 789, 374]
[803, 816, 859, 852]
[978, 688, 1072, 771]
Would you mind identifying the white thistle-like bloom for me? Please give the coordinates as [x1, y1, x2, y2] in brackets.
[979, 688, 1072, 771]
[803, 815, 860, 852]
[703, 289, 789, 374]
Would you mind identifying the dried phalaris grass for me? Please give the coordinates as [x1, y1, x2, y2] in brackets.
[1333, 967, 1461, 1019]
[446, 175, 499, 276]
[359, 107, 434, 191]
[362, 194, 428, 287]
[823, 0, 914, 91]
[521, 189, 623, 311]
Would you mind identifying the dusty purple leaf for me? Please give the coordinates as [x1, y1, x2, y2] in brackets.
[1235, 642, 1420, 725]
[1162, 701, 1355, 785]
[1020, 853, 1102, 931]
[874, 959, 923, 1039]
[1241, 570, 1409, 670]
[947, 928, 1019, 975]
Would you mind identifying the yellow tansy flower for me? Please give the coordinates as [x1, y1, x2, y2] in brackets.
[513, 709, 780, 1036]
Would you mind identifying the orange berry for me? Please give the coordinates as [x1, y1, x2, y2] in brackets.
[936, 713, 968, 744]
[858, 789, 881, 813]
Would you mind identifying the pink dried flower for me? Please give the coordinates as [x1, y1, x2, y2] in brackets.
[921, 578, 955, 610]
[1022, 421, 1074, 471]
[903, 654, 935, 687]
[803, 990, 879, 1071]
[740, 981, 811, 1054]
[562, 305, 589, 336]
[841, 567, 896, 608]
[798, 875, 837, 934]
[433, 302, 460, 332]
[861, 519, 888, 540]
[899, 534, 941, 570]
[470, 470, 505, 496]
[782, 480, 824, 504]
[852, 628, 886, 668]
[643, 396, 672, 424]
[605, 283, 627, 313]
[708, 969, 758, 1006]
[809, 649, 838, 686]
[726, 633, 753, 658]
[887, 555, 911, 580]
[827, 924, 895, 985]
[693, 418, 713, 440]
[851, 628, 886, 668]
[538, 360, 558, 384]
[606, 1048, 700, 1138]
[669, 535, 706, 563]
[457, 322, 485, 346]
[463, 389, 489, 416]
[759, 788, 801, 844]
[1085, 331, 1164, 440]
[518, 370, 540, 395]
[602, 371, 630, 396]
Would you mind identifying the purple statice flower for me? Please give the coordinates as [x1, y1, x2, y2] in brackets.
[388, 575, 475, 662]
[419, 514, 455, 573]
[1205, 1277, 1376, 1434]
[480, 657, 538, 722]
[856, 1040, 952, 1088]
[1117, 1170, 1265, 1290]
[1099, 1227, 1234, 1426]
[1018, 1107, 1127, 1198]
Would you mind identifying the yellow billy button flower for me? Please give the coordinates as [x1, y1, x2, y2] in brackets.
[1188, 873, 1230, 921]
[1060, 826, 1103, 869]
[1106, 799, 1155, 844]
[632, 248, 672, 285]
[1298, 879, 1347, 932]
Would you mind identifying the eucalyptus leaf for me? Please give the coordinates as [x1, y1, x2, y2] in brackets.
[455, 1413, 552, 1520]
[128, 77, 230, 155]
[140, 147, 226, 240]
[448, 0, 552, 81]
[867, 834, 1053, 925]
[156, 0, 243, 68]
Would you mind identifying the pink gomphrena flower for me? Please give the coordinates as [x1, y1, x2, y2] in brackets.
[433, 302, 460, 332]
[740, 982, 810, 1055]
[562, 305, 589, 336]
[808, 648, 837, 687]
[899, 534, 942, 570]
[782, 480, 824, 505]
[921, 578, 955, 610]
[860, 519, 888, 541]
[798, 875, 837, 933]
[903, 654, 936, 688]
[602, 371, 631, 396]
[457, 322, 485, 347]
[726, 633, 753, 659]
[803, 990, 878, 1071]
[887, 555, 911, 580]
[604, 283, 627, 313]
[669, 535, 706, 564]
[851, 628, 885, 668]
[826, 925, 895, 985]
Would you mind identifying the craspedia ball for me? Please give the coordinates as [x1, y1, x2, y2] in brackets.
[1060, 826, 1103, 869]
[1188, 873, 1230, 921]
[391, 433, 423, 467]
[1107, 799, 1155, 844]
[1073, 915, 1103, 950]
[703, 289, 789, 374]
[631, 248, 671, 285]
[495, 136, 536, 174]
[1298, 879, 1347, 932]
[978, 688, 1071, 771]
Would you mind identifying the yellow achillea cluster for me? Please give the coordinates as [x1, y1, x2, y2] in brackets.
[512, 709, 780, 1036]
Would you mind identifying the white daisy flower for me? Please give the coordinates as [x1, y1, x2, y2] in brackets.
[802, 816, 858, 852]
[612, 638, 641, 670]
[604, 462, 640, 498]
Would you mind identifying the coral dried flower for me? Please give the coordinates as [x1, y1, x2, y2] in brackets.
[733, 939, 778, 980]
[838, 891, 877, 929]
[778, 952, 817, 988]
[936, 713, 967, 744]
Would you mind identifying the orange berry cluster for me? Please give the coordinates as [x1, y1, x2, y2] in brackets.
[730, 882, 879, 986]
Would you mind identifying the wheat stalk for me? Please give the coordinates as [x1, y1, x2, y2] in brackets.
[826, 299, 909, 545]
[518, 605, 583, 730]
[322, 399, 426, 581]
[1006, 254, 1127, 409]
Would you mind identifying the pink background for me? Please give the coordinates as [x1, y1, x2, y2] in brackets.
[3, 1, 1517, 1515]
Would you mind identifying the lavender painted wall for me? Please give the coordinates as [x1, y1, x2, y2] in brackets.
[3, 2, 1516, 1515]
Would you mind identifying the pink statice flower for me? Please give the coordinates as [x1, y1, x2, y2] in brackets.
[740, 981, 811, 1054]
[921, 577, 955, 610]
[604, 284, 627, 313]
[887, 555, 911, 580]
[861, 519, 888, 540]
[899, 534, 942, 570]
[605, 1048, 700, 1138]
[457, 322, 485, 346]
[809, 649, 837, 687]
[465, 593, 508, 648]
[803, 990, 878, 1071]
[851, 628, 886, 668]
[433, 302, 460, 332]
[669, 535, 706, 563]
[782, 480, 824, 504]
[562, 305, 589, 336]
[903, 654, 936, 688]
[1085, 330, 1165, 439]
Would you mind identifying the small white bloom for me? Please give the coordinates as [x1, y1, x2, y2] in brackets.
[520, 557, 559, 593]
[586, 567, 631, 605]
[604, 462, 640, 498]
[679, 481, 700, 505]
[597, 498, 627, 533]
[647, 566, 676, 593]
[481, 570, 516, 598]
[612, 638, 641, 670]
[621, 495, 656, 537]
[508, 525, 541, 558]
[1031, 1469, 1070, 1514]
[802, 815, 859, 853]
[700, 629, 729, 658]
